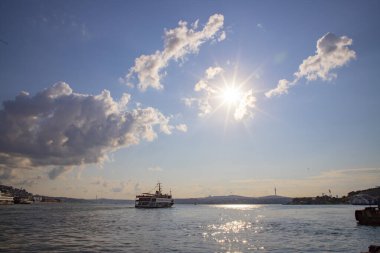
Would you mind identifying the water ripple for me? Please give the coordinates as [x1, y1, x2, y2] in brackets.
[0, 204, 379, 252]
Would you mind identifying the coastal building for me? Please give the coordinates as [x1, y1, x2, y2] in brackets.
[350, 194, 377, 205]
[0, 191, 14, 205]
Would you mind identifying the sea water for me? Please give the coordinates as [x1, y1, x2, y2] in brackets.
[0, 204, 378, 252]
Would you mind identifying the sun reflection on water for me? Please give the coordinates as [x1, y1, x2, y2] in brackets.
[203, 218, 265, 251]
[209, 220, 252, 234]
[210, 204, 263, 210]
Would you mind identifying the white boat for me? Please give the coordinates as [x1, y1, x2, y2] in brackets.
[0, 191, 14, 205]
[135, 183, 174, 208]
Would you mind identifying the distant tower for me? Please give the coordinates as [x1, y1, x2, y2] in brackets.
[274, 187, 277, 196]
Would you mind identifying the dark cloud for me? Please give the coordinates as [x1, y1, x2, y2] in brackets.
[48, 166, 72, 180]
[0, 167, 14, 180]
[0, 82, 180, 174]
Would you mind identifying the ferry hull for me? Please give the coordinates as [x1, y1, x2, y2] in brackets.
[135, 202, 174, 208]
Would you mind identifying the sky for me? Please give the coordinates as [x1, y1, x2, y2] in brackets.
[0, 0, 379, 199]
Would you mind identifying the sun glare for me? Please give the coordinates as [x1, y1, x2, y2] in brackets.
[221, 86, 242, 105]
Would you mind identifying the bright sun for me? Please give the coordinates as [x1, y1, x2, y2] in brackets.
[221, 86, 242, 105]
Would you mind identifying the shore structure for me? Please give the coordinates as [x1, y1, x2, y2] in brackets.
[135, 183, 174, 208]
[0, 191, 14, 205]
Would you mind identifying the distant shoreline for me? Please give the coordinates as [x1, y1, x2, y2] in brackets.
[1, 184, 379, 205]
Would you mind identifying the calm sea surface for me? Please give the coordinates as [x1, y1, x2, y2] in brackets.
[0, 204, 378, 252]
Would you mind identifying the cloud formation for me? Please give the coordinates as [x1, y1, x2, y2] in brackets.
[0, 82, 184, 177]
[234, 90, 256, 121]
[184, 66, 256, 121]
[48, 166, 73, 180]
[124, 14, 225, 91]
[266, 32, 356, 98]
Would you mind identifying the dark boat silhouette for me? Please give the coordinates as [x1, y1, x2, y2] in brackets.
[355, 206, 380, 226]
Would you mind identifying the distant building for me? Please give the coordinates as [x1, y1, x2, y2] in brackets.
[33, 196, 43, 202]
[350, 194, 377, 205]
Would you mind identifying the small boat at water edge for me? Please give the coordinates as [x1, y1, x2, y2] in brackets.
[135, 183, 174, 208]
[361, 245, 380, 253]
[355, 206, 380, 226]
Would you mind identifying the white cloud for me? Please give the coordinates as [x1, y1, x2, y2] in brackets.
[147, 166, 163, 172]
[266, 32, 356, 98]
[124, 14, 225, 92]
[264, 79, 291, 98]
[190, 66, 223, 117]
[206, 66, 223, 80]
[234, 89, 256, 120]
[182, 97, 197, 107]
[0, 82, 183, 177]
[175, 124, 188, 132]
[184, 66, 256, 121]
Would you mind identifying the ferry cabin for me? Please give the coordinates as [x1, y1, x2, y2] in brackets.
[135, 194, 174, 208]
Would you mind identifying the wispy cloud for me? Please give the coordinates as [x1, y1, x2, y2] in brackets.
[91, 177, 129, 193]
[147, 166, 163, 172]
[266, 32, 356, 98]
[0, 167, 44, 188]
[123, 14, 225, 91]
[0, 82, 184, 176]
[256, 23, 264, 30]
[175, 124, 188, 132]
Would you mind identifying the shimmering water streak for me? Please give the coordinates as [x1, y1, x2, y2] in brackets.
[0, 204, 378, 252]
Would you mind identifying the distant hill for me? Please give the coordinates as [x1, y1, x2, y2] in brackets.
[175, 195, 292, 204]
[3, 183, 378, 205]
[0, 184, 33, 198]
[289, 186, 380, 205]
[347, 186, 380, 198]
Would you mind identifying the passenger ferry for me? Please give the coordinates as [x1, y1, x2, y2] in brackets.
[135, 183, 174, 208]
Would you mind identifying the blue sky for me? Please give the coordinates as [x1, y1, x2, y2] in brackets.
[0, 0, 379, 198]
